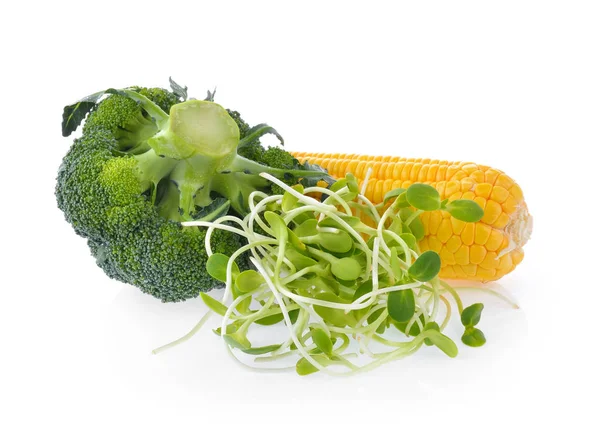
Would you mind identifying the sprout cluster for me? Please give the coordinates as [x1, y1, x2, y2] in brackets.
[155, 172, 503, 375]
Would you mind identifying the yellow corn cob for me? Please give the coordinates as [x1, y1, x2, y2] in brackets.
[292, 152, 533, 282]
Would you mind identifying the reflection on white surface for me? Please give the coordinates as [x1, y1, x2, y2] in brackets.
[103, 280, 528, 402]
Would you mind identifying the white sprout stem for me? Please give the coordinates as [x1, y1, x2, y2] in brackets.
[248, 190, 271, 212]
[357, 303, 387, 327]
[220, 286, 269, 337]
[330, 307, 389, 336]
[404, 209, 423, 227]
[360, 167, 373, 197]
[282, 204, 320, 224]
[250, 257, 338, 375]
[259, 173, 336, 212]
[375, 204, 397, 256]
[356, 194, 381, 223]
[223, 240, 277, 303]
[224, 343, 295, 373]
[247, 194, 282, 236]
[351, 282, 423, 307]
[151, 310, 213, 355]
[381, 229, 417, 266]
[413, 291, 431, 325]
[450, 286, 520, 309]
[429, 279, 441, 321]
[439, 295, 452, 330]
[303, 186, 354, 216]
[439, 280, 464, 314]
[295, 300, 331, 337]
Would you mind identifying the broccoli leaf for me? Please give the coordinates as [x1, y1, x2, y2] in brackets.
[61, 90, 106, 136]
[238, 123, 284, 149]
[298, 161, 336, 188]
[169, 77, 188, 102]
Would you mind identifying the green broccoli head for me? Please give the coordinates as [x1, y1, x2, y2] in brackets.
[56, 82, 332, 301]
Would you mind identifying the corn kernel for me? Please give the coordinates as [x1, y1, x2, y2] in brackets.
[428, 236, 443, 253]
[455, 245, 469, 265]
[485, 229, 504, 252]
[477, 266, 496, 280]
[484, 168, 501, 184]
[480, 252, 500, 270]
[475, 223, 492, 245]
[493, 212, 510, 229]
[490, 186, 509, 204]
[470, 170, 485, 183]
[440, 246, 455, 264]
[461, 179, 475, 192]
[502, 195, 519, 213]
[470, 245, 487, 264]
[496, 174, 514, 189]
[462, 263, 477, 276]
[445, 235, 462, 253]
[461, 223, 475, 246]
[482, 200, 502, 225]
[453, 265, 466, 277]
[437, 219, 453, 243]
[440, 266, 456, 277]
[474, 183, 493, 198]
[509, 184, 524, 201]
[429, 211, 442, 235]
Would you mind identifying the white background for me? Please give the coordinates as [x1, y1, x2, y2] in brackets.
[2, 1, 599, 427]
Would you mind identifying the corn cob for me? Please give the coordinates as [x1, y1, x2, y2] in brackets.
[292, 152, 532, 282]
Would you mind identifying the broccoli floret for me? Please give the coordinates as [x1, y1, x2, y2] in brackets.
[56, 83, 331, 302]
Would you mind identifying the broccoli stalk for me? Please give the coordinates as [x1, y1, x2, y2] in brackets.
[107, 89, 326, 219]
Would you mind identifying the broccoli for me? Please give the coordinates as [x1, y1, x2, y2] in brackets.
[56, 81, 331, 302]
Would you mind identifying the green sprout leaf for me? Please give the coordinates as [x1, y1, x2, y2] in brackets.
[235, 270, 265, 293]
[287, 227, 306, 251]
[345, 173, 360, 193]
[399, 233, 418, 250]
[408, 250, 441, 282]
[200, 292, 228, 316]
[445, 200, 484, 222]
[406, 183, 441, 211]
[311, 328, 333, 356]
[242, 344, 282, 355]
[330, 178, 348, 193]
[314, 292, 354, 327]
[393, 313, 425, 337]
[296, 355, 330, 376]
[387, 289, 416, 323]
[462, 327, 487, 347]
[264, 211, 289, 241]
[331, 257, 362, 281]
[295, 219, 318, 237]
[383, 188, 407, 205]
[317, 231, 354, 253]
[408, 217, 425, 241]
[423, 321, 440, 346]
[390, 247, 403, 280]
[282, 185, 303, 212]
[206, 253, 239, 283]
[319, 215, 361, 229]
[285, 248, 318, 270]
[254, 308, 300, 326]
[461, 303, 484, 327]
[223, 332, 252, 350]
[425, 330, 458, 357]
